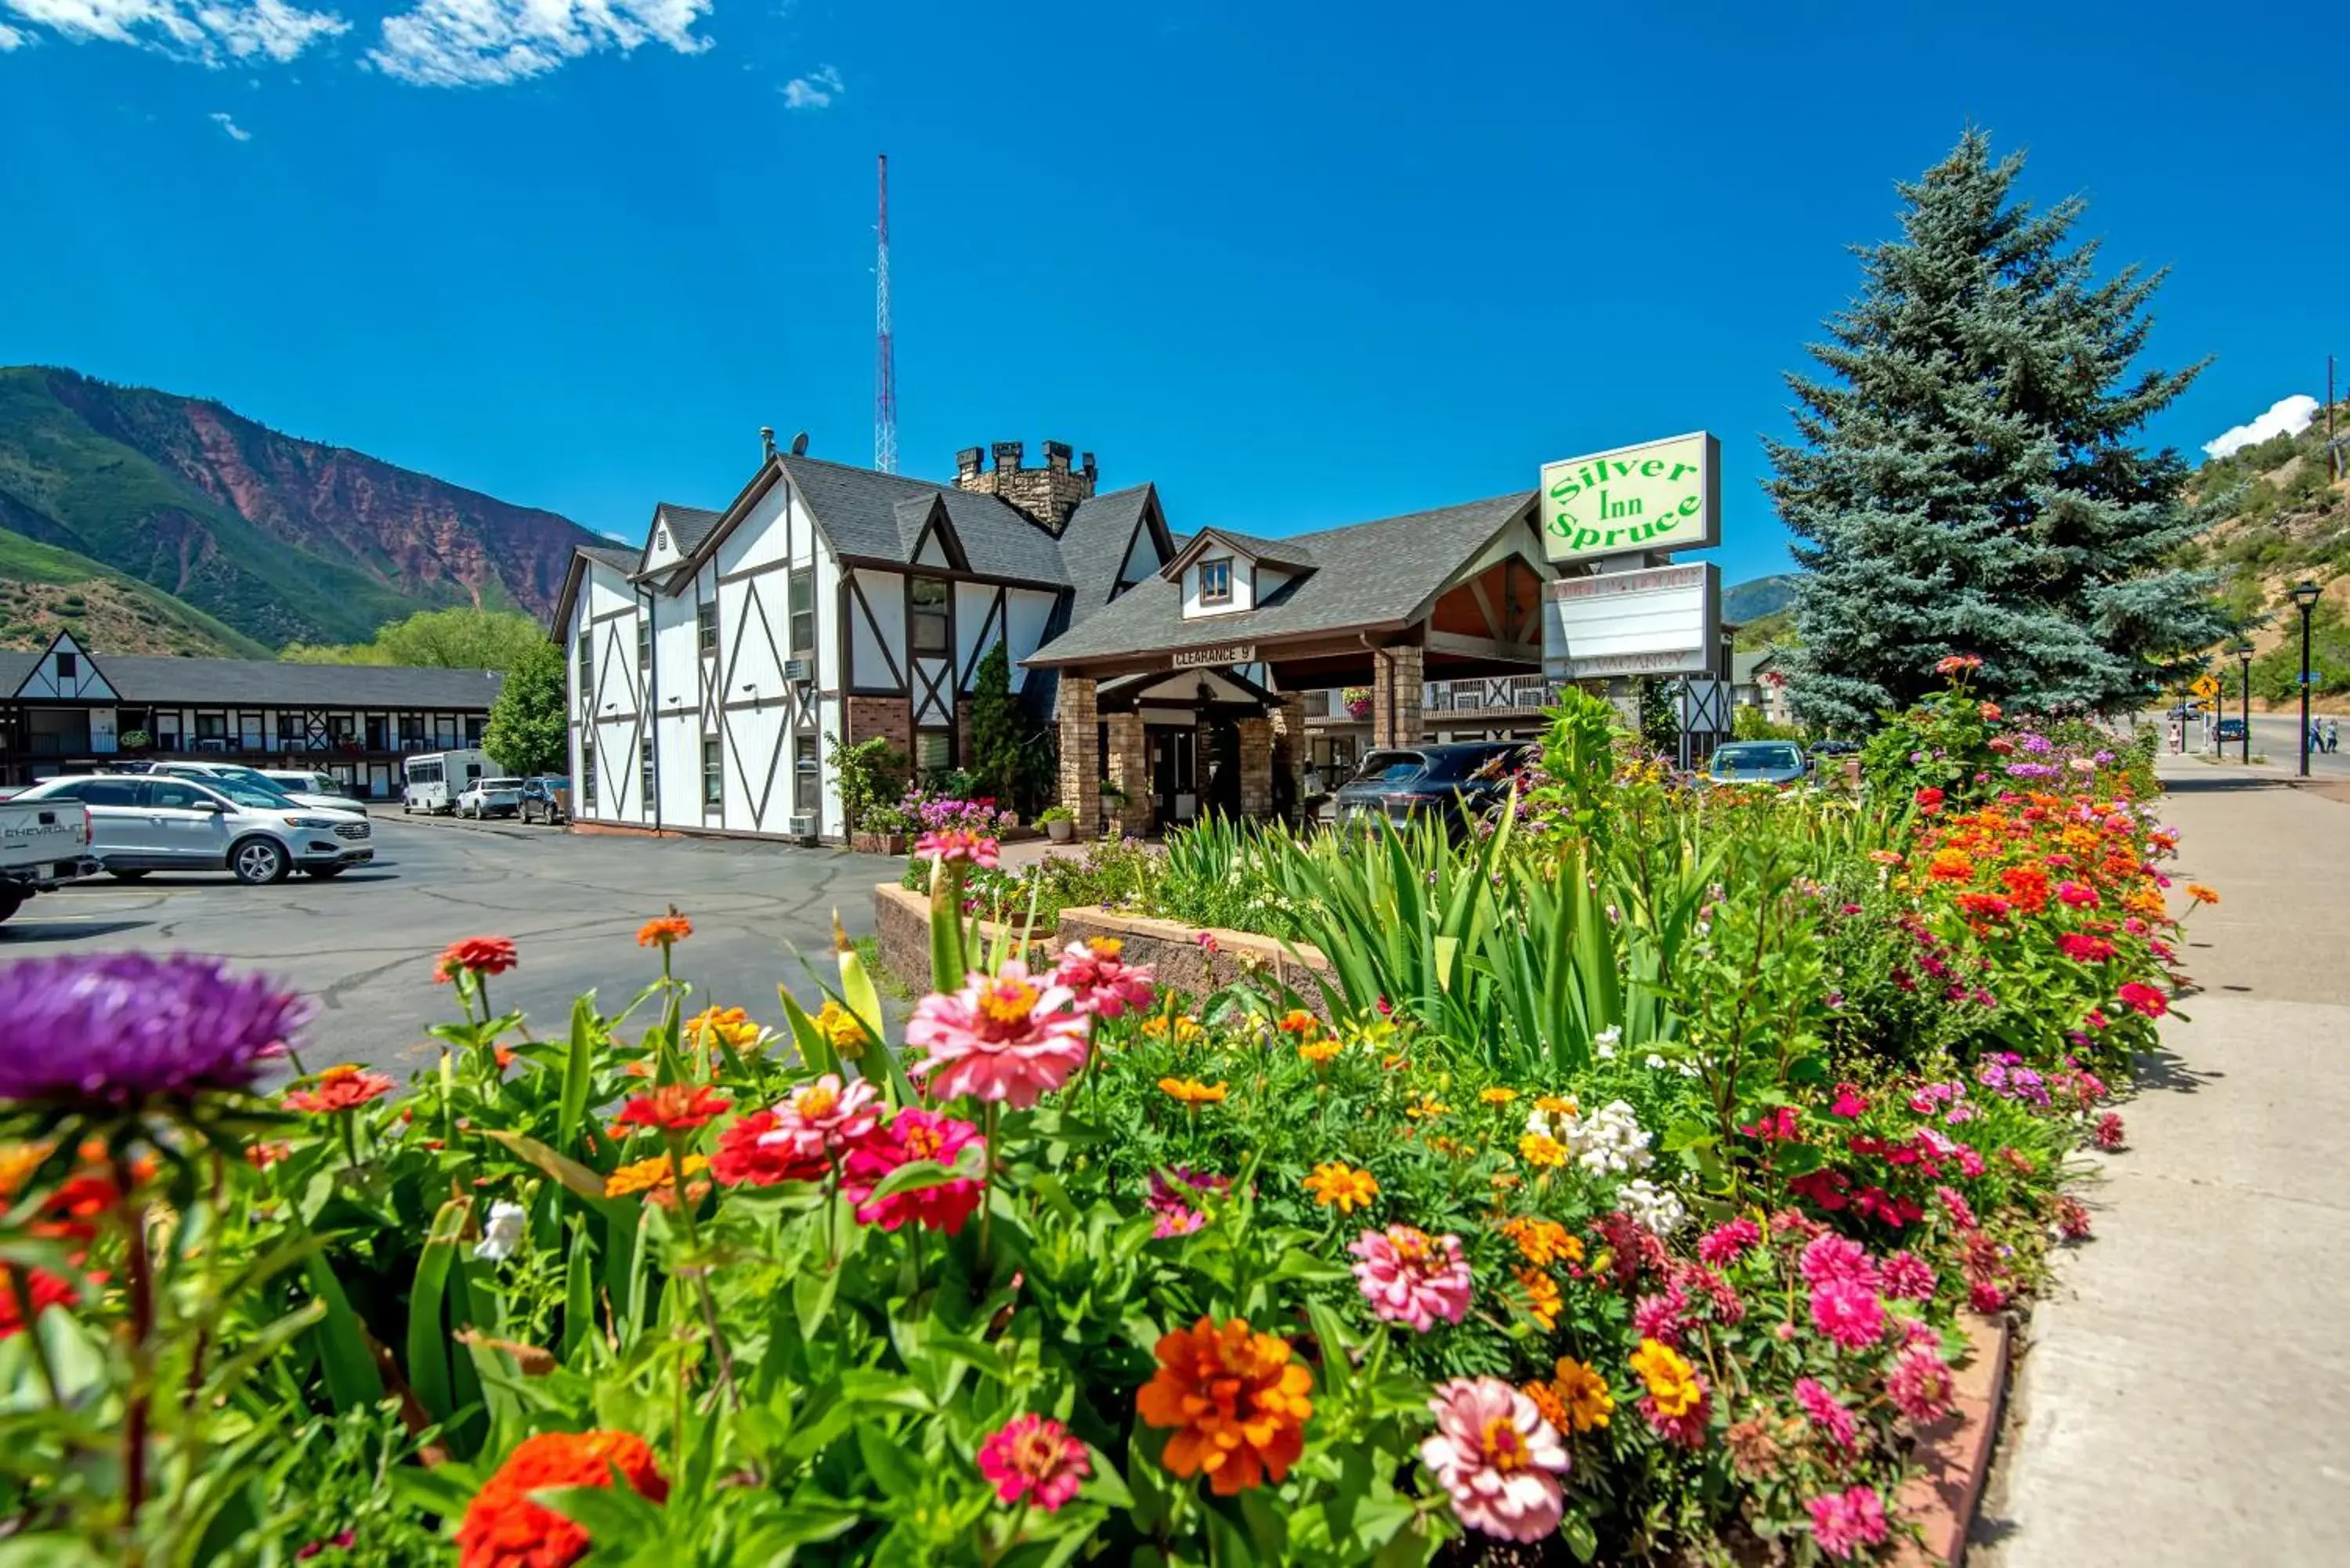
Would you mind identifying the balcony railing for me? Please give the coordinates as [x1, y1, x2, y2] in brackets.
[1302, 677, 1568, 720]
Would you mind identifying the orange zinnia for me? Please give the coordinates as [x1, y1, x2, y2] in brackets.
[456, 1429, 666, 1568]
[613, 1084, 730, 1133]
[436, 935, 519, 982]
[284, 1063, 397, 1115]
[1136, 1316, 1313, 1494]
[637, 912, 694, 948]
[2185, 883, 2219, 905]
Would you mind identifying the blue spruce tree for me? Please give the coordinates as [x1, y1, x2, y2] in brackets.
[1766, 130, 2227, 729]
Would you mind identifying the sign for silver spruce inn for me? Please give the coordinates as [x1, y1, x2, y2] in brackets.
[1170, 643, 1256, 669]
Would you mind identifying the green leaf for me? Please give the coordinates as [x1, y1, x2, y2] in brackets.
[854, 1422, 920, 1500]
[405, 1198, 471, 1423]
[482, 1129, 622, 1212]
[299, 1250, 385, 1411]
[562, 1218, 595, 1364]
[862, 1143, 985, 1204]
[1307, 1299, 1355, 1402]
[794, 1262, 841, 1343]
[779, 985, 839, 1078]
[557, 995, 598, 1154]
[928, 856, 970, 992]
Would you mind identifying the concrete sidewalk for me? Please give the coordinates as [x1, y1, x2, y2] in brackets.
[1978, 761, 2350, 1566]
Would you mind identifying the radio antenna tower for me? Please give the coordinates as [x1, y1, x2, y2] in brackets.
[873, 153, 898, 474]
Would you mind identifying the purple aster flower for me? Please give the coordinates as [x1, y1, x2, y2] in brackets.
[0, 954, 307, 1107]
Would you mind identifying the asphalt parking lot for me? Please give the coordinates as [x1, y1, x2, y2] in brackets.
[0, 811, 901, 1075]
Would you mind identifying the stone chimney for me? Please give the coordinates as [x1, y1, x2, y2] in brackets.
[949, 438, 1097, 535]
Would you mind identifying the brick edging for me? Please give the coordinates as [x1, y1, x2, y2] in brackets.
[1893, 1311, 2012, 1567]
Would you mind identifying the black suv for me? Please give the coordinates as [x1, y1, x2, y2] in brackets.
[517, 776, 571, 826]
[1332, 742, 1530, 836]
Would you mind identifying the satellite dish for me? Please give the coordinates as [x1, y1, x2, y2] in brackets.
[790, 431, 810, 457]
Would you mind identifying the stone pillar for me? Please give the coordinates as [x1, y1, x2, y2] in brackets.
[1370, 645, 1427, 750]
[1235, 716, 1274, 818]
[1271, 692, 1307, 771]
[1105, 712, 1149, 838]
[1057, 677, 1100, 836]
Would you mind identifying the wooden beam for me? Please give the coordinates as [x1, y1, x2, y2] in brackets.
[1425, 630, 1542, 663]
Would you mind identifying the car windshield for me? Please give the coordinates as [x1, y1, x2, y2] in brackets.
[1711, 744, 1802, 775]
[213, 780, 295, 809]
[1352, 751, 1426, 786]
[481, 779, 522, 790]
[1421, 746, 1518, 782]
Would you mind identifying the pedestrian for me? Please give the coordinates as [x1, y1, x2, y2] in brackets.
[2327, 718, 2340, 754]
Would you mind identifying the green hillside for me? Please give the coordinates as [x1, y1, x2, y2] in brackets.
[0, 526, 270, 657]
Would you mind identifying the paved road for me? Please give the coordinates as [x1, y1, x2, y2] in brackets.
[0, 814, 900, 1075]
[1979, 758, 2350, 1566]
[2149, 709, 2350, 777]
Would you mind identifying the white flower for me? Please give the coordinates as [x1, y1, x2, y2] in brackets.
[1644, 1053, 1669, 1071]
[1676, 1060, 1702, 1079]
[474, 1200, 527, 1263]
[1619, 1178, 1688, 1237]
[1525, 1104, 1581, 1144]
[1574, 1099, 1654, 1176]
[1593, 1024, 1622, 1061]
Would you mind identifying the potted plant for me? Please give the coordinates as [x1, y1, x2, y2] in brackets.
[117, 728, 152, 753]
[851, 803, 913, 857]
[1037, 804, 1076, 844]
[1341, 685, 1373, 721]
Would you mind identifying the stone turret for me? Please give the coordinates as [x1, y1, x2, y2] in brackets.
[950, 439, 1097, 535]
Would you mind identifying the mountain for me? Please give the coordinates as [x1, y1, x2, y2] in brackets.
[1723, 573, 1799, 623]
[2181, 399, 2348, 644]
[0, 367, 600, 651]
[0, 527, 269, 658]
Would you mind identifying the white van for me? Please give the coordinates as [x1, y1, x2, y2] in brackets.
[402, 750, 490, 815]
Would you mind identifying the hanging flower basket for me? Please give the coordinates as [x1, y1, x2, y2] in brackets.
[1341, 686, 1373, 721]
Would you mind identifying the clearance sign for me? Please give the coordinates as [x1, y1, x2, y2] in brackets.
[1538, 432, 1720, 565]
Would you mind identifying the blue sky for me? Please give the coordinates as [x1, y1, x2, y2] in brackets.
[3, 0, 2344, 590]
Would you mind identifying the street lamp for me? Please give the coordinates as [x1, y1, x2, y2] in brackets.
[2291, 580, 2322, 778]
[2231, 638, 2254, 764]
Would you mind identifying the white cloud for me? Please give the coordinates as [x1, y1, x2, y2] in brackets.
[780, 61, 840, 109]
[209, 108, 251, 139]
[0, 0, 346, 64]
[0, 20, 25, 46]
[2204, 394, 2319, 460]
[369, 0, 710, 87]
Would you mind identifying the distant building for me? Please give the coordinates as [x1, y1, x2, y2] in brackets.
[1731, 649, 1795, 724]
[0, 631, 504, 797]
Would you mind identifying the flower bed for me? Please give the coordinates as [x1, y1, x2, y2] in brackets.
[0, 676, 2200, 1565]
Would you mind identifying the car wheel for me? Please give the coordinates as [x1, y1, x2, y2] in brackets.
[107, 869, 151, 881]
[0, 892, 21, 925]
[303, 865, 345, 879]
[230, 836, 289, 885]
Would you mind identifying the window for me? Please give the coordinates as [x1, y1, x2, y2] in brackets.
[465, 716, 485, 746]
[55, 652, 76, 680]
[195, 713, 226, 740]
[636, 616, 652, 672]
[145, 780, 212, 811]
[580, 749, 597, 808]
[1198, 558, 1233, 606]
[696, 599, 719, 654]
[909, 577, 949, 656]
[576, 632, 592, 697]
[640, 738, 656, 810]
[702, 739, 723, 806]
[794, 734, 819, 815]
[400, 714, 426, 748]
[277, 714, 302, 742]
[788, 570, 815, 654]
[915, 729, 953, 775]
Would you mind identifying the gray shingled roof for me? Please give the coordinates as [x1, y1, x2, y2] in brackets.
[655, 504, 723, 557]
[580, 544, 640, 574]
[1166, 526, 1318, 575]
[1027, 492, 1538, 667]
[778, 455, 1072, 587]
[3, 649, 502, 707]
[1056, 484, 1156, 626]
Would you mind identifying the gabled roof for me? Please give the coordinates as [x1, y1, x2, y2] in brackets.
[580, 544, 641, 573]
[653, 504, 723, 558]
[776, 455, 1072, 587]
[0, 648, 501, 707]
[1162, 526, 1318, 579]
[1056, 483, 1161, 626]
[1027, 492, 1540, 667]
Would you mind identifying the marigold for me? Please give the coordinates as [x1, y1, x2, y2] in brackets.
[1549, 1355, 1614, 1432]
[1275, 1009, 1319, 1037]
[604, 1154, 708, 1198]
[283, 1063, 396, 1115]
[613, 1084, 730, 1134]
[1499, 1216, 1581, 1269]
[436, 936, 518, 983]
[811, 1000, 869, 1057]
[1513, 1266, 1563, 1330]
[1405, 1093, 1449, 1121]
[456, 1430, 667, 1568]
[1140, 1013, 1207, 1046]
[1298, 1038, 1341, 1068]
[1516, 1132, 1568, 1169]
[1134, 1317, 1313, 1494]
[1629, 1338, 1702, 1418]
[685, 1006, 761, 1052]
[1158, 1077, 1227, 1107]
[1478, 1086, 1520, 1106]
[1531, 1093, 1577, 1116]
[1521, 1378, 1571, 1434]
[1303, 1162, 1379, 1213]
[636, 912, 693, 948]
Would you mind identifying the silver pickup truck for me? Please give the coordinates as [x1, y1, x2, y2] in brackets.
[0, 794, 103, 924]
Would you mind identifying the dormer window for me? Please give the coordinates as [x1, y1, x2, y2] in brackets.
[1199, 558, 1233, 606]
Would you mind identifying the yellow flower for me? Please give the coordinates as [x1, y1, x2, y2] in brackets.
[1298, 1039, 1342, 1068]
[1629, 1338, 1701, 1418]
[1499, 1216, 1582, 1269]
[1478, 1087, 1519, 1107]
[1159, 1077, 1228, 1107]
[1380, 1053, 1409, 1073]
[604, 1153, 709, 1198]
[1533, 1094, 1578, 1118]
[1143, 1014, 1208, 1046]
[686, 1005, 763, 1052]
[1405, 1094, 1449, 1121]
[812, 1001, 868, 1058]
[1517, 1132, 1569, 1169]
[1303, 1162, 1379, 1213]
[1551, 1356, 1615, 1432]
[1514, 1266, 1562, 1330]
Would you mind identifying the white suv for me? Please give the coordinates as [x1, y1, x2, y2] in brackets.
[454, 778, 523, 818]
[16, 774, 374, 883]
[150, 759, 367, 816]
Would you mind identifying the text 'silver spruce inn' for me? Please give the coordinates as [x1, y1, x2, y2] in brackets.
[555, 436, 1567, 843]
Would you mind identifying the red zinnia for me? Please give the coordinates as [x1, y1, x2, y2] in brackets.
[709, 1110, 827, 1186]
[0, 1265, 76, 1339]
[1914, 787, 1944, 814]
[2056, 932, 2117, 963]
[2116, 982, 2167, 1019]
[456, 1430, 667, 1568]
[284, 1063, 397, 1115]
[436, 936, 519, 983]
[614, 1084, 730, 1134]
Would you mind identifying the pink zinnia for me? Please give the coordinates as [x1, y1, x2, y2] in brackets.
[1050, 939, 1156, 1020]
[1349, 1225, 1473, 1332]
[1632, 1287, 1688, 1346]
[757, 1074, 881, 1162]
[2056, 932, 2116, 963]
[1885, 1346, 1955, 1424]
[1880, 1251, 1937, 1301]
[916, 829, 1000, 867]
[906, 962, 1091, 1109]
[1697, 1217, 1762, 1267]
[1828, 1083, 1868, 1118]
[1145, 1168, 1226, 1238]
[1935, 1184, 1979, 1230]
[2055, 882, 2099, 908]
[1808, 1484, 1889, 1560]
[1419, 1377, 1570, 1543]
[839, 1107, 985, 1234]
[1969, 1279, 2010, 1314]
[1808, 1279, 1886, 1350]
[1799, 1234, 1882, 1295]
[974, 1414, 1090, 1512]
[2116, 981, 2167, 1019]
[1794, 1376, 1859, 1451]
[2056, 1196, 2093, 1240]
[2095, 1112, 2126, 1150]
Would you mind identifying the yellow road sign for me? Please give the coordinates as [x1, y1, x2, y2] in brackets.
[2191, 676, 2220, 699]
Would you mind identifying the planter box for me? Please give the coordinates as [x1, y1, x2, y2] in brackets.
[851, 832, 909, 857]
[1893, 1311, 2011, 1568]
[871, 882, 1051, 988]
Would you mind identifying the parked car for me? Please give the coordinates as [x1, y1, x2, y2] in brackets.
[1332, 741, 1529, 837]
[262, 768, 368, 810]
[13, 774, 374, 883]
[150, 759, 363, 816]
[2, 795, 103, 923]
[454, 777, 524, 818]
[402, 750, 490, 815]
[2214, 717, 2248, 742]
[518, 775, 570, 825]
[1706, 741, 1810, 788]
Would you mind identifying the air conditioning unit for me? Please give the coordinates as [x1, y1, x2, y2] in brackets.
[786, 815, 818, 841]
[783, 658, 814, 684]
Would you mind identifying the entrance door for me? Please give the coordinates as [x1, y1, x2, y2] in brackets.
[1146, 727, 1195, 833]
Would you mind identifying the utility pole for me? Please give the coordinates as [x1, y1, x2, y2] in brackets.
[874, 153, 898, 475]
